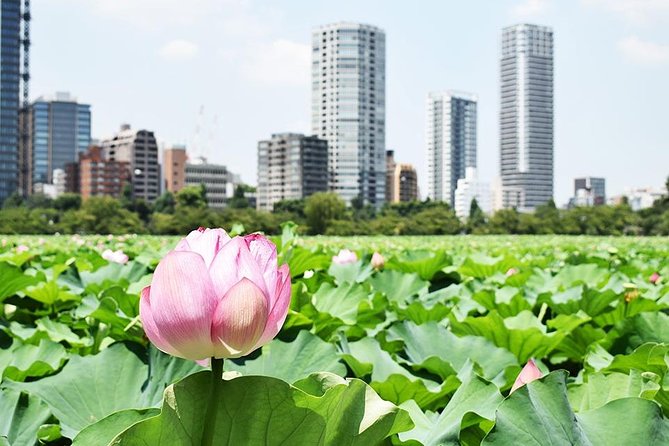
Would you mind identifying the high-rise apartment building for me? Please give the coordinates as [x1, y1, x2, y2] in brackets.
[185, 156, 237, 209]
[386, 150, 418, 203]
[78, 146, 131, 199]
[426, 91, 477, 207]
[20, 92, 91, 194]
[500, 24, 554, 211]
[163, 145, 187, 193]
[101, 125, 161, 202]
[311, 22, 386, 207]
[257, 133, 328, 211]
[0, 0, 22, 202]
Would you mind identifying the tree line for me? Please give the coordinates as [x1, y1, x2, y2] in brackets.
[1, 183, 669, 236]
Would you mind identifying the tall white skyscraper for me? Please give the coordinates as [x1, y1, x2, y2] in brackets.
[426, 91, 477, 206]
[500, 24, 554, 211]
[311, 22, 386, 207]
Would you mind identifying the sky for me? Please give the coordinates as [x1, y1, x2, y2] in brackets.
[32, 0, 669, 206]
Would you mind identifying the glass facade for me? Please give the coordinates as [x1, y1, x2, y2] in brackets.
[0, 0, 21, 201]
[500, 24, 554, 211]
[426, 91, 478, 206]
[311, 22, 386, 207]
[30, 96, 91, 187]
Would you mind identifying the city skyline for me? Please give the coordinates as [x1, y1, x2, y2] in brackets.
[27, 0, 669, 205]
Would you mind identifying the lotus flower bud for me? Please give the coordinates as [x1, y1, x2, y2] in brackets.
[510, 359, 543, 393]
[506, 267, 518, 277]
[371, 252, 385, 269]
[140, 228, 291, 360]
[332, 249, 358, 265]
[650, 272, 661, 285]
[102, 249, 129, 264]
[16, 245, 29, 254]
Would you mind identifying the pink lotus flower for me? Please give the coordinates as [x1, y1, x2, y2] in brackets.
[332, 249, 358, 265]
[650, 272, 661, 285]
[102, 249, 129, 264]
[140, 228, 291, 360]
[16, 245, 29, 254]
[510, 359, 543, 393]
[506, 267, 519, 277]
[371, 252, 385, 269]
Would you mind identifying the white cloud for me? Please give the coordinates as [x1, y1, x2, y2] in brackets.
[583, 0, 669, 25]
[159, 39, 199, 61]
[618, 35, 669, 64]
[240, 39, 310, 86]
[511, 0, 550, 18]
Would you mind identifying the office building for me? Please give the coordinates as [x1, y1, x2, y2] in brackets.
[0, 0, 22, 201]
[101, 125, 161, 202]
[386, 150, 418, 203]
[311, 22, 386, 207]
[257, 133, 328, 211]
[78, 146, 131, 199]
[426, 91, 478, 206]
[454, 167, 492, 220]
[500, 24, 554, 211]
[185, 156, 236, 209]
[20, 92, 91, 194]
[163, 145, 187, 193]
[570, 177, 605, 207]
[613, 187, 667, 211]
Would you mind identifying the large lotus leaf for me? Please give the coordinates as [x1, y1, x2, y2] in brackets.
[7, 343, 202, 437]
[79, 261, 147, 290]
[458, 254, 517, 279]
[340, 337, 456, 410]
[482, 371, 669, 445]
[626, 312, 669, 346]
[311, 282, 369, 325]
[225, 331, 346, 383]
[369, 270, 429, 306]
[585, 342, 669, 376]
[72, 409, 160, 446]
[23, 280, 79, 305]
[0, 262, 39, 302]
[449, 310, 587, 364]
[471, 288, 533, 318]
[328, 260, 373, 284]
[398, 367, 503, 446]
[0, 338, 67, 382]
[568, 370, 661, 412]
[110, 371, 413, 445]
[387, 321, 517, 384]
[543, 264, 610, 292]
[386, 250, 451, 281]
[538, 286, 620, 317]
[35, 317, 93, 347]
[284, 246, 331, 277]
[0, 388, 51, 446]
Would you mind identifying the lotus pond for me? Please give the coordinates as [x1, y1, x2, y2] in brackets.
[1, 231, 669, 445]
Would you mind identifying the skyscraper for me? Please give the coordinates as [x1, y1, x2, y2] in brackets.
[426, 91, 477, 206]
[257, 133, 328, 211]
[163, 145, 187, 193]
[311, 22, 386, 207]
[0, 0, 22, 201]
[101, 125, 161, 203]
[500, 24, 554, 211]
[20, 92, 91, 194]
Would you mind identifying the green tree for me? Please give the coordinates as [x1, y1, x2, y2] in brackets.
[466, 199, 486, 233]
[176, 185, 208, 209]
[53, 193, 82, 211]
[154, 191, 176, 214]
[228, 185, 250, 209]
[488, 208, 521, 234]
[405, 204, 461, 235]
[2, 192, 24, 208]
[25, 193, 53, 209]
[304, 192, 346, 234]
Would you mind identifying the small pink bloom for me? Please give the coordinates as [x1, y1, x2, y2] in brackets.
[506, 267, 519, 277]
[16, 245, 29, 254]
[371, 252, 385, 269]
[332, 249, 358, 265]
[510, 359, 543, 393]
[140, 228, 291, 360]
[650, 272, 661, 285]
[102, 249, 129, 264]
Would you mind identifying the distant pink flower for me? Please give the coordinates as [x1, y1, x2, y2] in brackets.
[506, 267, 519, 277]
[16, 245, 29, 254]
[102, 249, 129, 264]
[510, 359, 543, 393]
[332, 249, 358, 265]
[371, 252, 385, 269]
[140, 228, 291, 360]
[650, 272, 661, 285]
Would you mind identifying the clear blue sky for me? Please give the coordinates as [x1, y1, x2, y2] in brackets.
[33, 0, 669, 205]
